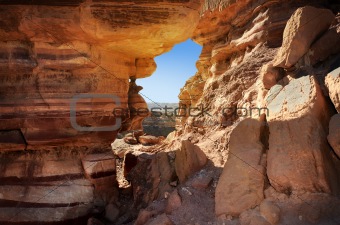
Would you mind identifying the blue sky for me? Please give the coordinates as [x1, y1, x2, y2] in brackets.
[137, 39, 202, 103]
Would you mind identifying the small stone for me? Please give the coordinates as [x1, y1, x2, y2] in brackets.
[170, 181, 178, 187]
[181, 187, 192, 196]
[259, 200, 280, 225]
[260, 63, 284, 89]
[165, 189, 182, 214]
[146, 213, 174, 225]
[191, 175, 213, 190]
[138, 135, 160, 145]
[87, 218, 104, 225]
[105, 203, 120, 222]
[164, 192, 170, 199]
[135, 209, 158, 225]
[124, 136, 138, 145]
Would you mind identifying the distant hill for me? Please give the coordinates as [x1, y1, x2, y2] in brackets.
[146, 103, 179, 110]
[143, 103, 178, 136]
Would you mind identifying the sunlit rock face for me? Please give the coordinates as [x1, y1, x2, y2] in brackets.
[0, 0, 201, 151]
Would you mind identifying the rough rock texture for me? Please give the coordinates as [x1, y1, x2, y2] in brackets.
[0, 0, 201, 150]
[0, 151, 94, 224]
[128, 152, 176, 209]
[215, 118, 267, 217]
[175, 140, 207, 183]
[266, 75, 339, 193]
[1, 0, 340, 224]
[138, 135, 160, 146]
[326, 67, 340, 112]
[328, 114, 340, 158]
[273, 6, 335, 68]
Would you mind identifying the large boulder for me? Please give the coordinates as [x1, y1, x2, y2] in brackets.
[266, 75, 339, 194]
[328, 114, 340, 158]
[303, 28, 340, 66]
[175, 140, 207, 183]
[325, 67, 340, 112]
[273, 6, 335, 68]
[215, 118, 267, 217]
[128, 152, 175, 208]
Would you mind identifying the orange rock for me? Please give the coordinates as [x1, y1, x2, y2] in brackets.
[328, 114, 340, 158]
[266, 75, 339, 193]
[175, 140, 207, 183]
[326, 67, 340, 112]
[215, 118, 266, 217]
[273, 6, 335, 68]
[165, 189, 182, 214]
[138, 135, 160, 146]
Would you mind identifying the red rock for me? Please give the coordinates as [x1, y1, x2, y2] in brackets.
[260, 63, 284, 90]
[124, 136, 138, 145]
[266, 75, 339, 193]
[87, 218, 104, 225]
[259, 200, 280, 225]
[273, 6, 335, 68]
[138, 135, 160, 146]
[135, 209, 159, 225]
[81, 153, 116, 179]
[145, 213, 174, 225]
[0, 130, 26, 152]
[175, 140, 207, 183]
[304, 28, 340, 65]
[105, 203, 120, 222]
[191, 174, 213, 190]
[165, 189, 182, 214]
[328, 114, 340, 158]
[325, 67, 340, 112]
[215, 118, 266, 217]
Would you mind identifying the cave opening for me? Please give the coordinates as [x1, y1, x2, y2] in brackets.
[136, 39, 202, 137]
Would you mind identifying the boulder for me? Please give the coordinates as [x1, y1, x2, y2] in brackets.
[260, 63, 284, 89]
[259, 200, 280, 225]
[273, 6, 335, 68]
[129, 152, 175, 208]
[304, 28, 340, 66]
[145, 214, 174, 225]
[87, 218, 104, 225]
[105, 203, 120, 222]
[328, 114, 340, 158]
[135, 209, 159, 225]
[266, 75, 339, 193]
[138, 135, 160, 146]
[165, 189, 182, 214]
[191, 174, 213, 190]
[325, 67, 340, 112]
[215, 118, 266, 217]
[124, 136, 138, 145]
[175, 140, 207, 183]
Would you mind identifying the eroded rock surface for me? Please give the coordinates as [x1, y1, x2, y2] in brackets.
[215, 118, 267, 217]
[273, 6, 335, 68]
[266, 75, 339, 193]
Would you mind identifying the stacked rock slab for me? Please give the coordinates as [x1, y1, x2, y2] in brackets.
[266, 6, 340, 194]
[0, 152, 94, 224]
[266, 75, 339, 193]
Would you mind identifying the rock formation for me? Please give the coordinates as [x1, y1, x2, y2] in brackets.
[1, 0, 340, 224]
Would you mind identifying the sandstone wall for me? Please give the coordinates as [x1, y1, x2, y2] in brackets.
[0, 0, 201, 151]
